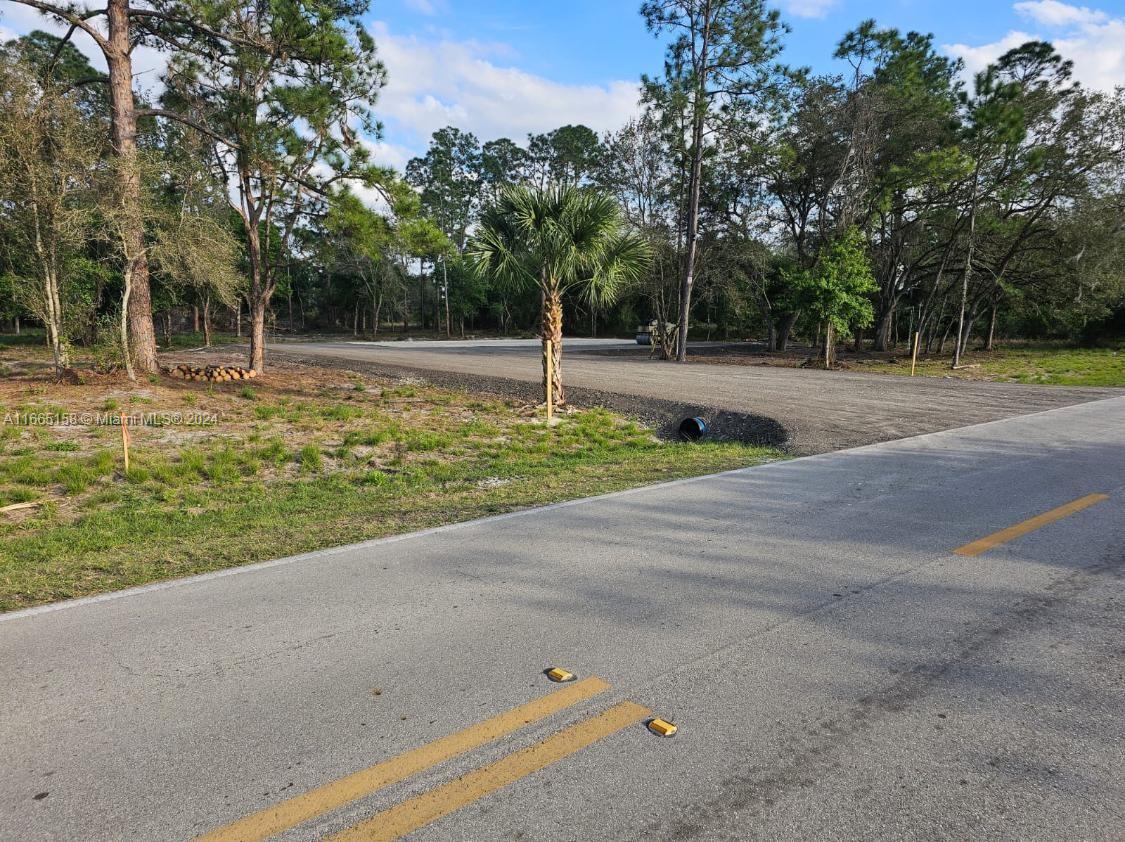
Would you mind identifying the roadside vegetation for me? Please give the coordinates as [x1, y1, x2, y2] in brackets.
[0, 346, 778, 612]
[682, 340, 1125, 388]
[858, 344, 1125, 387]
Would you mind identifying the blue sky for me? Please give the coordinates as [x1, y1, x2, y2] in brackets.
[360, 0, 1125, 167]
[3, 0, 1123, 170]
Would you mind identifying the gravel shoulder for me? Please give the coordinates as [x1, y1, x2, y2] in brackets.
[270, 340, 1122, 454]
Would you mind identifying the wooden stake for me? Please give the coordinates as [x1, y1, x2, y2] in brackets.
[545, 339, 553, 423]
[120, 411, 130, 474]
[911, 330, 921, 377]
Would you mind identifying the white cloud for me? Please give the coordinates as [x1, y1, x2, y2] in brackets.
[369, 21, 641, 153]
[945, 30, 1038, 77]
[1013, 1, 1107, 27]
[360, 137, 416, 171]
[944, 3, 1125, 92]
[403, 0, 437, 15]
[782, 0, 840, 18]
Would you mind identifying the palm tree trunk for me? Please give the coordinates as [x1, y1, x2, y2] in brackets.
[541, 287, 564, 407]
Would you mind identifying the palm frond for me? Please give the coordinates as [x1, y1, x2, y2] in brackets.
[467, 182, 652, 304]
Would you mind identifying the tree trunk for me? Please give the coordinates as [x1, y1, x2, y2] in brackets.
[249, 296, 266, 372]
[953, 168, 979, 369]
[235, 301, 241, 337]
[766, 322, 777, 352]
[960, 315, 976, 359]
[675, 14, 712, 363]
[106, 0, 158, 374]
[418, 260, 427, 331]
[44, 269, 69, 377]
[776, 313, 797, 352]
[193, 305, 200, 333]
[824, 322, 833, 368]
[541, 286, 564, 407]
[926, 300, 946, 353]
[442, 257, 451, 338]
[120, 266, 135, 380]
[202, 293, 212, 347]
[984, 304, 997, 351]
[872, 305, 895, 352]
[245, 216, 273, 372]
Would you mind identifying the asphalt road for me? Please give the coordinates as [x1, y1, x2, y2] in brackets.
[272, 338, 1120, 454]
[2, 396, 1123, 840]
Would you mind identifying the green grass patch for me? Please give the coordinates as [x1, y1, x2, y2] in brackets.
[864, 343, 1125, 387]
[0, 402, 780, 611]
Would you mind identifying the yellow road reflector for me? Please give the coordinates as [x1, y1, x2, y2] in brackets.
[545, 667, 575, 683]
[196, 676, 610, 842]
[954, 492, 1109, 557]
[329, 701, 651, 842]
[646, 718, 677, 738]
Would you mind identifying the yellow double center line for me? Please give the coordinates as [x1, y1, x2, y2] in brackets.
[331, 701, 650, 842]
[953, 493, 1109, 556]
[198, 676, 648, 842]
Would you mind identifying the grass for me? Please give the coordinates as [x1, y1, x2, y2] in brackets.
[0, 359, 779, 611]
[860, 343, 1125, 387]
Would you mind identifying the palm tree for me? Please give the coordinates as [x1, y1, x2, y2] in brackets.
[468, 184, 651, 407]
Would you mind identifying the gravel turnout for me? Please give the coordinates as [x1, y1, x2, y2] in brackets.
[273, 339, 1123, 455]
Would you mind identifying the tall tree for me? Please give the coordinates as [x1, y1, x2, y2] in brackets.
[406, 127, 482, 333]
[469, 185, 651, 407]
[642, 0, 789, 361]
[480, 138, 529, 203]
[3, 0, 235, 372]
[832, 23, 963, 350]
[405, 127, 482, 252]
[164, 0, 386, 372]
[0, 55, 103, 376]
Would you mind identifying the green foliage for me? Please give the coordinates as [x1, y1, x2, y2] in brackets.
[469, 184, 652, 305]
[786, 228, 877, 335]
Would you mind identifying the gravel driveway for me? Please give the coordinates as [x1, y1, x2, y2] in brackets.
[268, 339, 1121, 454]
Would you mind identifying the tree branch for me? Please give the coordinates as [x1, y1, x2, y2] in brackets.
[136, 108, 237, 148]
[8, 0, 108, 50]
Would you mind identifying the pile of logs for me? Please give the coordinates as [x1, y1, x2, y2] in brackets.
[167, 364, 258, 382]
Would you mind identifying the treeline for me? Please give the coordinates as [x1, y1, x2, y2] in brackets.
[387, 10, 1125, 357]
[2, 1, 1124, 379]
[300, 11, 1125, 363]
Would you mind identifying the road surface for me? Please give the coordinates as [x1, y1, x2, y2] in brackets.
[2, 396, 1123, 840]
[269, 338, 1120, 454]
